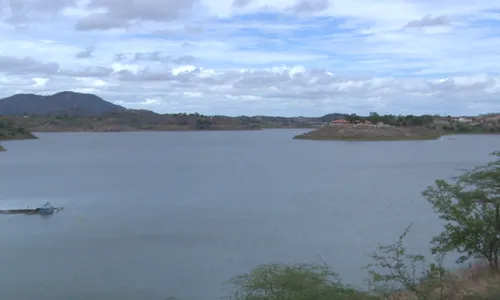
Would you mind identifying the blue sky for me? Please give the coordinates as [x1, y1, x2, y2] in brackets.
[1, 0, 500, 116]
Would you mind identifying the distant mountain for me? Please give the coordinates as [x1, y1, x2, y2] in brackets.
[0, 91, 128, 116]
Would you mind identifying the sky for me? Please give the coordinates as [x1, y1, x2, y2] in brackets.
[1, 0, 500, 116]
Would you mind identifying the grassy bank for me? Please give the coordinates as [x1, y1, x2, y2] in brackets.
[3, 114, 265, 132]
[0, 131, 37, 141]
[220, 260, 500, 300]
[0, 118, 37, 151]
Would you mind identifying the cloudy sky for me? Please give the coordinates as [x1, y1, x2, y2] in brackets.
[1, 0, 500, 116]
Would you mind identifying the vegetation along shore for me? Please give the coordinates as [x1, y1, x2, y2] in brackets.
[165, 152, 500, 299]
[293, 122, 442, 141]
[2, 92, 500, 134]
[294, 112, 500, 141]
[0, 118, 36, 151]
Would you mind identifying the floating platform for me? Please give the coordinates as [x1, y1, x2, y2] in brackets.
[0, 202, 63, 215]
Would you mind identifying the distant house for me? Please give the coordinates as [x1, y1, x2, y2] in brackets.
[330, 119, 350, 126]
[452, 116, 473, 123]
[364, 120, 372, 125]
[458, 117, 473, 123]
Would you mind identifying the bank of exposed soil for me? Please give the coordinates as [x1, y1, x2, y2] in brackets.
[294, 125, 441, 141]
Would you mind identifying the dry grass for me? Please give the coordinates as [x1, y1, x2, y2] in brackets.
[388, 262, 500, 300]
[294, 126, 441, 141]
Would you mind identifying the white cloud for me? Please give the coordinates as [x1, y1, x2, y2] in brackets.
[0, 0, 500, 116]
[32, 77, 49, 87]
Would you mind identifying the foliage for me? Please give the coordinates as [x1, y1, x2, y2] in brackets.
[3, 113, 266, 131]
[195, 119, 213, 129]
[364, 224, 447, 300]
[0, 118, 34, 140]
[343, 112, 435, 127]
[431, 117, 500, 134]
[227, 263, 374, 300]
[345, 114, 365, 123]
[423, 151, 500, 271]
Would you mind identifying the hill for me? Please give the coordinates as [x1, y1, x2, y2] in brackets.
[0, 91, 128, 116]
[0, 91, 320, 131]
[294, 124, 441, 141]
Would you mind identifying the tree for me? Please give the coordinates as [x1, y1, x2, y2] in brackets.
[364, 224, 447, 300]
[345, 114, 358, 124]
[422, 151, 500, 272]
[195, 119, 212, 129]
[367, 112, 381, 124]
[379, 114, 396, 126]
[227, 263, 373, 300]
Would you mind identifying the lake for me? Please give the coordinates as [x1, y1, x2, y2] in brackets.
[1, 130, 499, 300]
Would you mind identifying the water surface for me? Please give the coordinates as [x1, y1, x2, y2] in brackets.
[1, 130, 499, 300]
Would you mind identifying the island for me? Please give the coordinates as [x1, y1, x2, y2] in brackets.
[0, 119, 37, 151]
[294, 120, 441, 141]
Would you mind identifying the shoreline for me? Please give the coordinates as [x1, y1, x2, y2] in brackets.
[29, 127, 264, 133]
[442, 131, 500, 135]
[293, 126, 442, 141]
[293, 135, 441, 141]
[0, 134, 38, 152]
[0, 134, 38, 141]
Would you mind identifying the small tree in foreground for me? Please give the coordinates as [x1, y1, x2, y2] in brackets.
[226, 263, 374, 300]
[364, 224, 447, 300]
[423, 151, 500, 272]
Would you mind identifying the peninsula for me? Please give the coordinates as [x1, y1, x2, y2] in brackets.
[0, 119, 37, 151]
[294, 122, 441, 141]
[292, 112, 500, 141]
[294, 114, 441, 141]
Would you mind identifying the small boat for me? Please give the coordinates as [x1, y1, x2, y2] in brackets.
[38, 202, 56, 215]
[0, 202, 64, 215]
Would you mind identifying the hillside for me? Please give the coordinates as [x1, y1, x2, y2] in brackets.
[294, 124, 441, 141]
[4, 111, 263, 132]
[2, 90, 500, 133]
[0, 91, 128, 116]
[0, 91, 318, 131]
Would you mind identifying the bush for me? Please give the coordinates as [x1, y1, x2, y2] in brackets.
[227, 264, 375, 300]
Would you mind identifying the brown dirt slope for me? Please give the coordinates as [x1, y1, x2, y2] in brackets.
[294, 125, 441, 141]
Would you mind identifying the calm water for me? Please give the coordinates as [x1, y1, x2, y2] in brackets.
[1, 130, 500, 300]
